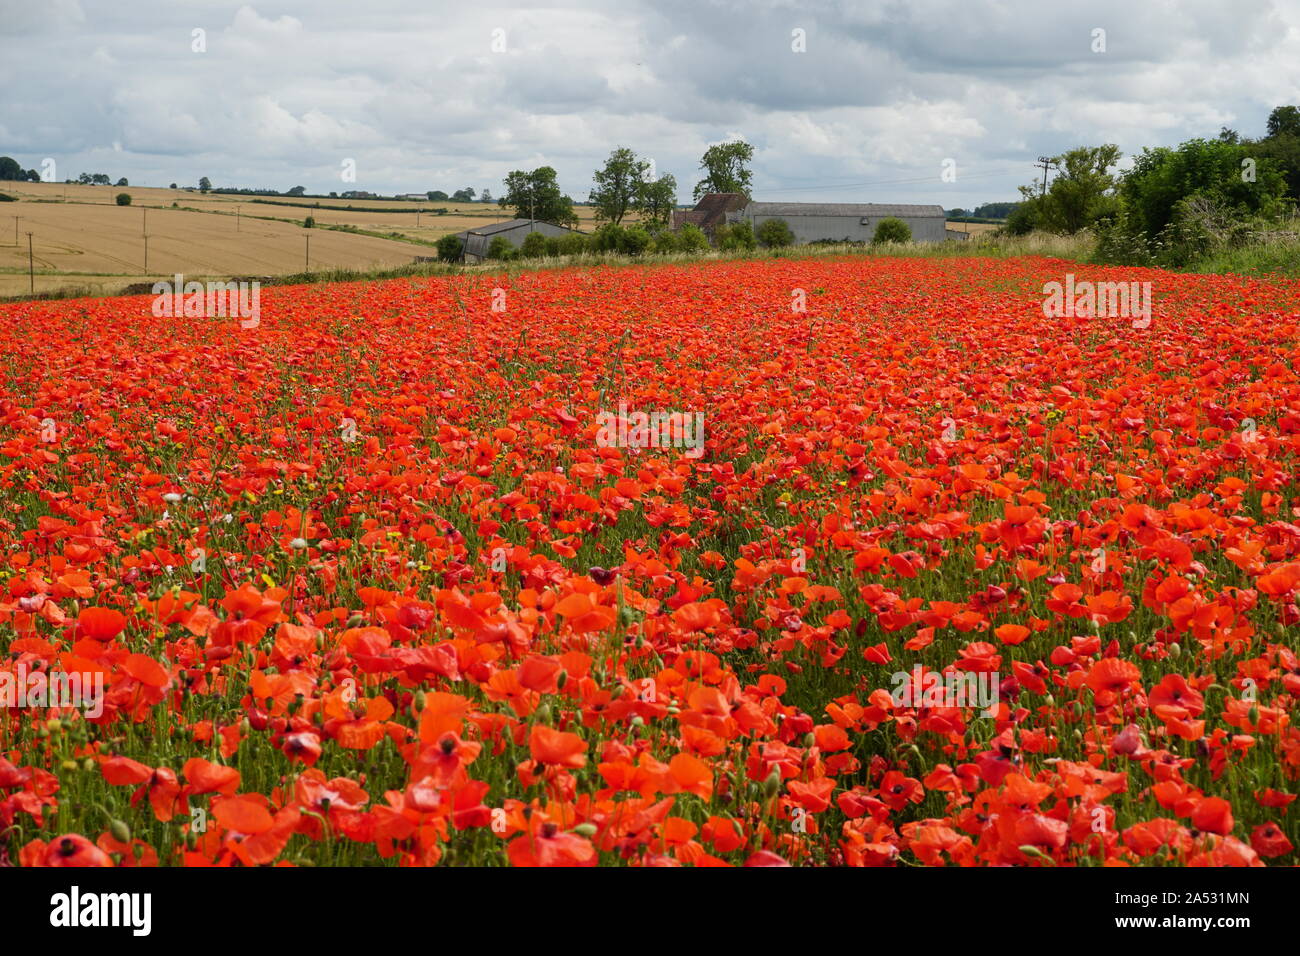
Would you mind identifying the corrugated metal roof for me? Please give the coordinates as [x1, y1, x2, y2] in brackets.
[746, 202, 945, 218]
[454, 218, 540, 239]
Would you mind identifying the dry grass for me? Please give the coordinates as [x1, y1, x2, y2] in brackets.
[0, 181, 624, 295]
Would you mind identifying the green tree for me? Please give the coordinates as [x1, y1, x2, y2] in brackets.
[1119, 138, 1287, 240]
[286, 185, 306, 196]
[637, 173, 678, 228]
[427, 190, 449, 201]
[756, 218, 795, 247]
[499, 167, 577, 227]
[0, 156, 24, 180]
[1266, 106, 1300, 139]
[693, 141, 754, 200]
[1019, 144, 1121, 234]
[717, 220, 756, 250]
[872, 217, 911, 243]
[199, 176, 211, 192]
[487, 235, 515, 259]
[451, 187, 476, 202]
[115, 193, 131, 206]
[436, 234, 463, 261]
[589, 147, 648, 225]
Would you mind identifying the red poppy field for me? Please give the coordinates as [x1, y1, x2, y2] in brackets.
[4, 254, 1300, 867]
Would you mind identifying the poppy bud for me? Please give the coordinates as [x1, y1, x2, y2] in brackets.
[110, 819, 132, 843]
[82, 758, 96, 772]
[414, 690, 427, 712]
[803, 732, 816, 748]
[763, 768, 782, 799]
[535, 703, 553, 725]
[46, 718, 62, 733]
[1249, 705, 1260, 726]
[610, 685, 624, 701]
[573, 823, 598, 837]
[630, 715, 645, 727]
[61, 760, 78, 773]
[556, 671, 567, 690]
[346, 613, 365, 628]
[1168, 643, 1182, 659]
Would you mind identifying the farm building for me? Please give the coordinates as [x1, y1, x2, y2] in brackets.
[677, 194, 949, 243]
[452, 219, 583, 262]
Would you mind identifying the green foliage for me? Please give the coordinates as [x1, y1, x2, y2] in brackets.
[756, 218, 795, 248]
[1003, 201, 1039, 235]
[1118, 138, 1287, 241]
[677, 224, 709, 253]
[556, 232, 588, 256]
[622, 225, 651, 255]
[0, 156, 21, 181]
[637, 174, 678, 228]
[498, 168, 577, 227]
[115, 193, 131, 206]
[872, 217, 912, 244]
[303, 215, 315, 228]
[693, 141, 754, 200]
[486, 235, 515, 260]
[651, 230, 682, 254]
[519, 231, 549, 258]
[427, 190, 449, 201]
[1018, 145, 1122, 234]
[1267, 106, 1300, 139]
[435, 234, 464, 261]
[590, 147, 648, 225]
[716, 220, 756, 251]
[590, 223, 628, 253]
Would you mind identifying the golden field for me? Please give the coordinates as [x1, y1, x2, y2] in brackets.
[0, 181, 615, 297]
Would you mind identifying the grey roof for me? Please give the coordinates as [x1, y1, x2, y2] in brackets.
[454, 218, 542, 239]
[745, 202, 946, 218]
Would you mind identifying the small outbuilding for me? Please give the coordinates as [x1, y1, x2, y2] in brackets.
[453, 219, 583, 262]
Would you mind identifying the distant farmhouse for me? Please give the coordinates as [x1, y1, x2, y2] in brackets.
[674, 194, 948, 243]
[452, 219, 583, 262]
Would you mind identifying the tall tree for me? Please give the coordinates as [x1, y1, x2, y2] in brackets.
[499, 167, 577, 227]
[636, 173, 678, 228]
[1017, 144, 1121, 234]
[693, 141, 754, 200]
[1266, 105, 1300, 139]
[589, 147, 649, 225]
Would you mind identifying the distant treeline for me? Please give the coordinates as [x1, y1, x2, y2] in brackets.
[247, 198, 451, 215]
[946, 202, 1018, 220]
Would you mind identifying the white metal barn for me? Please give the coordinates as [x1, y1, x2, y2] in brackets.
[732, 201, 948, 243]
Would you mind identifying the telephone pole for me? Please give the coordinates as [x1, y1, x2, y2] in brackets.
[305, 234, 310, 273]
[143, 234, 149, 274]
[13, 215, 18, 246]
[1035, 156, 1058, 197]
[26, 233, 34, 294]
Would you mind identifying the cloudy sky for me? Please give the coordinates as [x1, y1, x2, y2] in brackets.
[2, 0, 1299, 209]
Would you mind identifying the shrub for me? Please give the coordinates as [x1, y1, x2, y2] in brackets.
[487, 235, 515, 260]
[717, 221, 756, 251]
[116, 193, 132, 206]
[557, 232, 588, 256]
[872, 217, 911, 244]
[591, 223, 627, 253]
[519, 231, 548, 258]
[622, 225, 651, 255]
[436, 234, 464, 262]
[651, 230, 682, 254]
[1003, 201, 1039, 236]
[543, 235, 563, 257]
[756, 218, 795, 247]
[304, 216, 315, 229]
[678, 224, 709, 253]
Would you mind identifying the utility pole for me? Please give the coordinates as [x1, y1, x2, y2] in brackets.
[237, 204, 240, 232]
[26, 233, 34, 294]
[143, 207, 147, 236]
[1036, 156, 1058, 197]
[305, 234, 310, 273]
[143, 234, 149, 274]
[13, 215, 19, 246]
